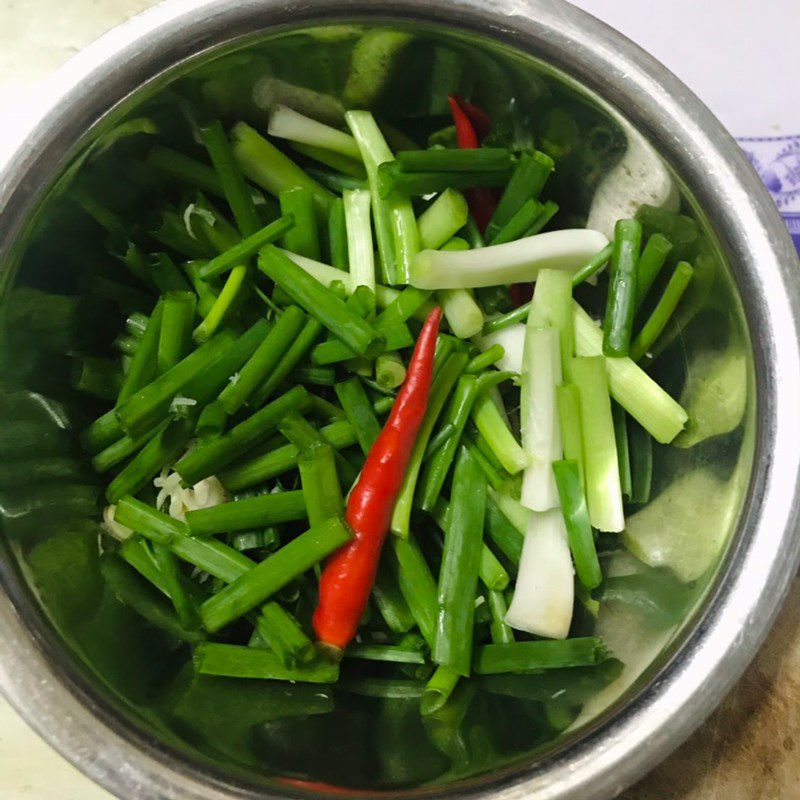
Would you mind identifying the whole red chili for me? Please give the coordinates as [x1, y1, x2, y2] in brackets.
[313, 306, 443, 653]
[448, 95, 497, 233]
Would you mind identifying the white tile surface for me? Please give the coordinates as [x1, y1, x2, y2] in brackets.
[0, 696, 113, 799]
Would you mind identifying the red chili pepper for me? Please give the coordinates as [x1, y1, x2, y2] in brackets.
[277, 778, 375, 796]
[313, 307, 444, 653]
[447, 95, 497, 233]
[452, 95, 492, 142]
[448, 95, 480, 149]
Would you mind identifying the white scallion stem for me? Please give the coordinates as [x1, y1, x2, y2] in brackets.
[530, 268, 574, 378]
[505, 508, 574, 639]
[268, 104, 362, 161]
[411, 229, 609, 289]
[571, 356, 625, 532]
[520, 327, 563, 511]
[343, 188, 375, 291]
[474, 325, 525, 374]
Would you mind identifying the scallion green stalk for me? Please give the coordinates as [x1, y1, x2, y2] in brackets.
[280, 187, 321, 261]
[230, 122, 334, 217]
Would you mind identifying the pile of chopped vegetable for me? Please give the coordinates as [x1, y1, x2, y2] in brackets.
[71, 94, 693, 720]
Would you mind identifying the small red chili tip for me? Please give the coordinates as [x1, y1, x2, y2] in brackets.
[452, 94, 492, 142]
[447, 95, 479, 150]
[313, 307, 443, 650]
[448, 95, 497, 233]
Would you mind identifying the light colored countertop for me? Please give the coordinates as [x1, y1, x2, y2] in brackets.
[1, 2, 799, 799]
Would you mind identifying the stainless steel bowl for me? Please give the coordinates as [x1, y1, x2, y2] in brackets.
[1, 1, 800, 798]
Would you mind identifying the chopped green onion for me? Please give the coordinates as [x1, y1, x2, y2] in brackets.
[201, 119, 262, 237]
[628, 416, 653, 504]
[343, 188, 375, 291]
[156, 294, 195, 379]
[218, 419, 356, 491]
[391, 534, 439, 647]
[250, 317, 324, 407]
[529, 268, 575, 378]
[572, 243, 613, 286]
[175, 385, 310, 485]
[194, 643, 338, 682]
[218, 305, 306, 415]
[417, 189, 469, 251]
[420, 665, 460, 715]
[378, 164, 511, 197]
[552, 459, 602, 589]
[258, 245, 384, 359]
[433, 447, 486, 676]
[635, 233, 673, 309]
[106, 418, 194, 504]
[279, 414, 343, 528]
[630, 261, 694, 361]
[473, 637, 606, 674]
[197, 216, 295, 280]
[268, 104, 362, 160]
[327, 197, 349, 269]
[391, 350, 468, 538]
[603, 219, 642, 357]
[612, 402, 633, 500]
[185, 490, 307, 536]
[255, 602, 317, 666]
[488, 589, 514, 644]
[280, 187, 320, 261]
[573, 302, 688, 443]
[556, 383, 586, 488]
[570, 356, 624, 532]
[375, 351, 407, 390]
[230, 122, 334, 217]
[344, 644, 426, 664]
[489, 198, 543, 246]
[116, 300, 163, 405]
[116, 331, 234, 436]
[471, 391, 528, 475]
[200, 517, 352, 632]
[485, 150, 554, 241]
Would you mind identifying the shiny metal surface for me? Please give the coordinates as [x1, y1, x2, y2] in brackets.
[1, 1, 799, 799]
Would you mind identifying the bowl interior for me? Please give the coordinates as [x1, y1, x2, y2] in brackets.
[0, 18, 755, 796]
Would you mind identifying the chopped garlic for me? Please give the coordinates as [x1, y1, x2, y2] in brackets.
[182, 203, 217, 239]
[154, 467, 227, 521]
